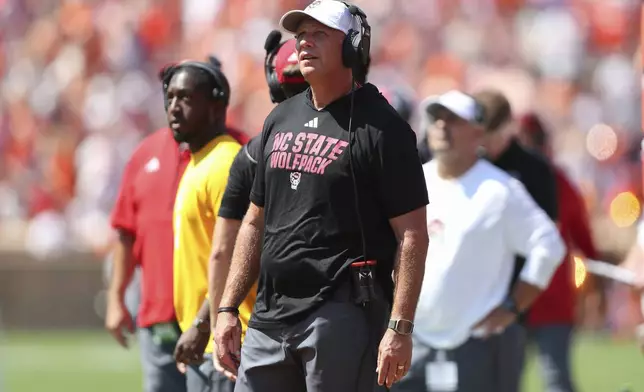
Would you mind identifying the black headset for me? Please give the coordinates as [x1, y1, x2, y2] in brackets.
[339, 1, 371, 73]
[340, 1, 370, 275]
[264, 30, 288, 104]
[162, 59, 231, 109]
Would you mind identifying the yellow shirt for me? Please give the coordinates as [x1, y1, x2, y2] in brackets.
[173, 134, 255, 353]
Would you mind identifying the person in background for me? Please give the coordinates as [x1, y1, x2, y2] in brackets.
[163, 56, 250, 147]
[416, 96, 434, 164]
[393, 90, 564, 392]
[619, 218, 644, 353]
[103, 251, 141, 325]
[106, 71, 191, 392]
[474, 90, 558, 224]
[474, 89, 559, 298]
[207, 32, 310, 381]
[106, 54, 251, 392]
[379, 86, 414, 124]
[621, 220, 644, 290]
[166, 59, 247, 392]
[517, 113, 600, 392]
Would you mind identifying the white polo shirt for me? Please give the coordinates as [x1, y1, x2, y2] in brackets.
[415, 159, 565, 349]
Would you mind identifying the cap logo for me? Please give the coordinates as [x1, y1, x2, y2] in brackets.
[307, 0, 322, 10]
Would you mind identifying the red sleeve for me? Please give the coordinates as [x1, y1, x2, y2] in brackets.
[558, 171, 598, 259]
[110, 158, 138, 235]
[227, 127, 250, 145]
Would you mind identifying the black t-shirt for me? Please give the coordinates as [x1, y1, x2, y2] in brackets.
[218, 136, 262, 220]
[417, 131, 432, 164]
[492, 139, 558, 220]
[249, 84, 428, 328]
[491, 139, 558, 318]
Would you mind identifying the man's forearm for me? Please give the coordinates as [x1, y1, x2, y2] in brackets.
[511, 281, 542, 312]
[390, 232, 428, 321]
[108, 232, 136, 300]
[219, 221, 262, 309]
[196, 299, 211, 323]
[208, 219, 242, 327]
[209, 255, 233, 326]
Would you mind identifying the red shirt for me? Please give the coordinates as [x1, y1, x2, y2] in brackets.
[111, 128, 190, 328]
[527, 167, 598, 326]
[227, 127, 250, 145]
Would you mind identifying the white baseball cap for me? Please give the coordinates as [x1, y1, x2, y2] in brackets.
[422, 90, 485, 125]
[279, 0, 358, 35]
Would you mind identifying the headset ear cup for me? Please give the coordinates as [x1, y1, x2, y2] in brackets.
[351, 31, 361, 53]
[269, 72, 285, 103]
[264, 41, 290, 104]
[342, 31, 357, 68]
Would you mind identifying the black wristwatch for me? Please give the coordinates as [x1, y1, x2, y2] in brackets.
[388, 319, 414, 336]
[192, 318, 210, 334]
[499, 296, 521, 317]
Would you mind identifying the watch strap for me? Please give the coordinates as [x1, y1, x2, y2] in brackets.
[192, 318, 210, 334]
[500, 296, 521, 316]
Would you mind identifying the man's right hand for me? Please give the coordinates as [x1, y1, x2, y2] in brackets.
[213, 347, 238, 381]
[214, 312, 242, 376]
[105, 294, 135, 348]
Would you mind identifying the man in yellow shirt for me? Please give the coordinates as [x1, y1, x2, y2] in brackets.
[164, 59, 253, 392]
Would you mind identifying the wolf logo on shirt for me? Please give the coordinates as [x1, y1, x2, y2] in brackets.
[290, 172, 302, 190]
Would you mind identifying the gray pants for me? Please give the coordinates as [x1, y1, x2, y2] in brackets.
[522, 324, 576, 392]
[234, 287, 389, 392]
[187, 354, 236, 392]
[391, 323, 526, 392]
[138, 325, 186, 392]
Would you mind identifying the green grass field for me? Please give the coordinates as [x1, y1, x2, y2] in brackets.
[0, 330, 642, 392]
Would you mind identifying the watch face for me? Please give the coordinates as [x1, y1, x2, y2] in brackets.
[502, 298, 519, 315]
[389, 319, 414, 335]
[397, 320, 414, 334]
[194, 319, 210, 334]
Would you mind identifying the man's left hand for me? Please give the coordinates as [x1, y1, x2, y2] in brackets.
[377, 328, 412, 388]
[173, 327, 209, 365]
[473, 306, 517, 338]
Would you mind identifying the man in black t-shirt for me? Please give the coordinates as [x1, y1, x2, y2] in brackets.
[206, 33, 310, 382]
[474, 90, 558, 221]
[474, 89, 558, 299]
[474, 89, 561, 388]
[213, 2, 429, 392]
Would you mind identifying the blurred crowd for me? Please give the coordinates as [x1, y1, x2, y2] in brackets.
[0, 0, 640, 260]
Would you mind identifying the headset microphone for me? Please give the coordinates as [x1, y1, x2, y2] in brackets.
[207, 55, 222, 69]
[264, 30, 282, 53]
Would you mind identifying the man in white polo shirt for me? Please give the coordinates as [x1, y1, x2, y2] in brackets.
[619, 218, 644, 353]
[391, 90, 566, 392]
[620, 219, 644, 290]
